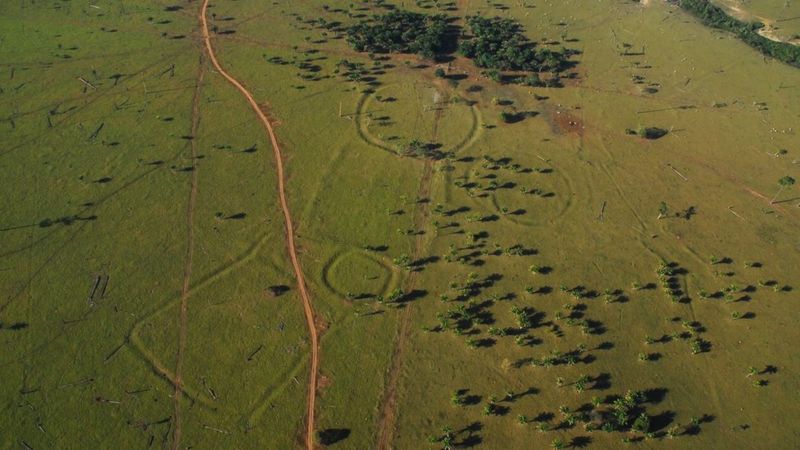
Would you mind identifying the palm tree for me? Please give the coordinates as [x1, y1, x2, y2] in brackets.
[440, 426, 454, 450]
[770, 176, 796, 204]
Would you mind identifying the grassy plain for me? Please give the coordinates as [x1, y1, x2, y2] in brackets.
[1, 0, 799, 449]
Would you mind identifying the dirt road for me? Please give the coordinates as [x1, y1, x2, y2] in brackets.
[195, 2, 319, 449]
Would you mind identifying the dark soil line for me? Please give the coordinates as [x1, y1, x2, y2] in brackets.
[170, 51, 205, 450]
[375, 90, 448, 450]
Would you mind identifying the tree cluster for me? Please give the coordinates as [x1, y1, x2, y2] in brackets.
[346, 11, 450, 58]
[459, 16, 574, 74]
[345, 12, 578, 88]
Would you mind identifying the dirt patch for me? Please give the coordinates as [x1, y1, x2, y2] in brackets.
[317, 374, 332, 392]
[314, 315, 329, 336]
[258, 103, 282, 127]
[546, 106, 585, 137]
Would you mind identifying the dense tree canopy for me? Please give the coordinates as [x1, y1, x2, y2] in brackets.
[346, 11, 450, 58]
[345, 12, 578, 87]
[459, 16, 573, 73]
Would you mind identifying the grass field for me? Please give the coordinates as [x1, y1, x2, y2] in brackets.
[1, 0, 799, 449]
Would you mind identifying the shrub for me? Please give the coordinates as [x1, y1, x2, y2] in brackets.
[626, 126, 668, 140]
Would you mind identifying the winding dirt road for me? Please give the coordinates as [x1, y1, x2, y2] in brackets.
[196, 2, 319, 449]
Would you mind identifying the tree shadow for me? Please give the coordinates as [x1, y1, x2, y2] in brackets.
[649, 410, 676, 432]
[643, 387, 668, 404]
[267, 285, 290, 297]
[475, 338, 495, 348]
[399, 289, 427, 304]
[0, 322, 29, 331]
[456, 421, 483, 448]
[595, 341, 614, 351]
[457, 389, 482, 406]
[411, 255, 440, 270]
[571, 436, 592, 448]
[316, 428, 350, 446]
[39, 215, 97, 228]
[590, 373, 612, 390]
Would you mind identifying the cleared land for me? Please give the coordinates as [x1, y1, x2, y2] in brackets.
[1, 1, 798, 450]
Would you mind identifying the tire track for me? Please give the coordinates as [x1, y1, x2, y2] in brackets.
[198, 2, 319, 450]
[171, 52, 205, 450]
[375, 89, 447, 450]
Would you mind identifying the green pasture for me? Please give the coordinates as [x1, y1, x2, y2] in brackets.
[1, 0, 799, 449]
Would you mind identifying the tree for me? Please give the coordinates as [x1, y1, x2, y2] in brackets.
[316, 429, 351, 446]
[434, 67, 446, 78]
[404, 139, 426, 157]
[632, 413, 651, 433]
[635, 126, 668, 139]
[522, 73, 543, 87]
[770, 176, 796, 204]
[450, 391, 465, 406]
[392, 254, 412, 269]
[657, 201, 669, 219]
[500, 111, 519, 123]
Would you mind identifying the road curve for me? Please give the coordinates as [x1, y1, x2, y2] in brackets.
[198, 2, 319, 449]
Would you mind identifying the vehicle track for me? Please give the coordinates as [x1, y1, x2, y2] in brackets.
[198, 2, 319, 449]
[374, 160, 432, 450]
[170, 52, 204, 450]
[375, 89, 447, 450]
